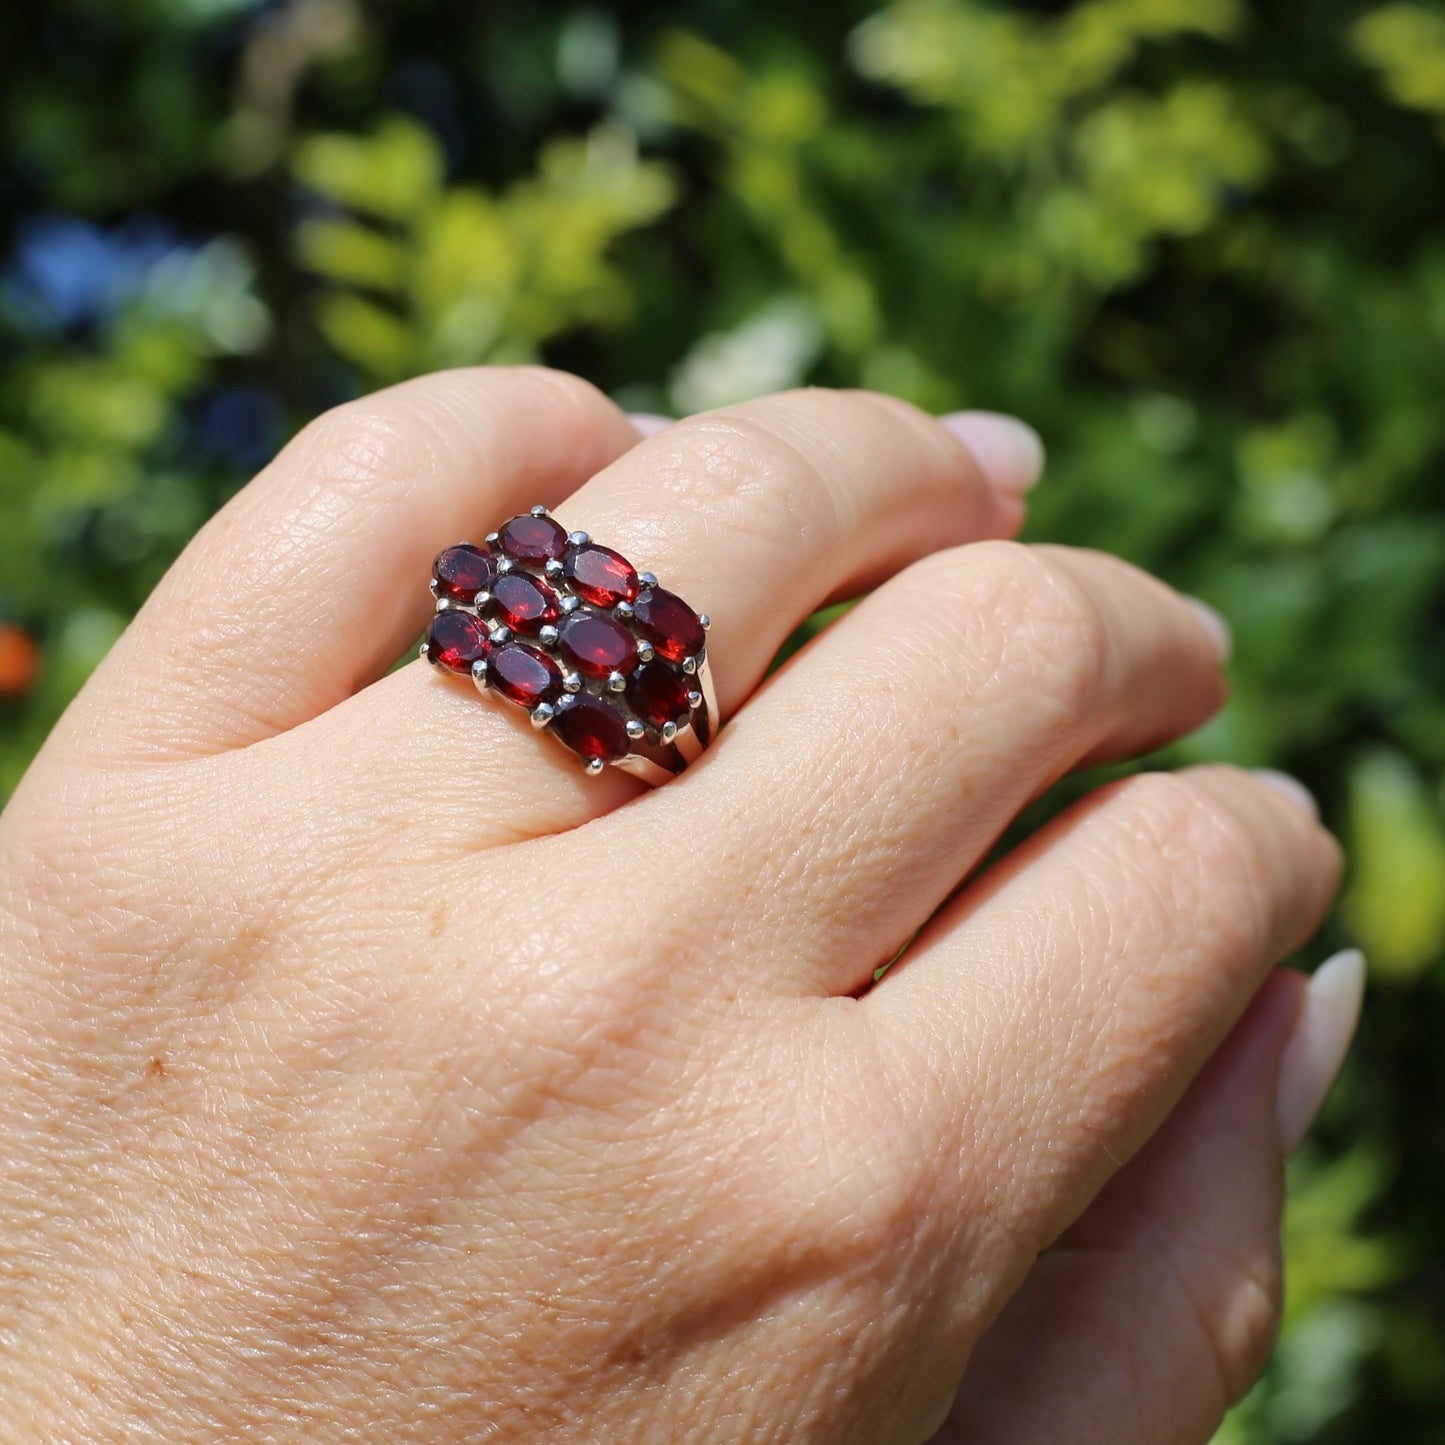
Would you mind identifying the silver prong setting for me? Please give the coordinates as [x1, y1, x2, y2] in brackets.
[428, 520, 716, 782]
[530, 504, 549, 519]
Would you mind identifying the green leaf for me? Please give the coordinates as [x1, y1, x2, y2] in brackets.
[313, 294, 414, 383]
[293, 117, 443, 222]
[296, 219, 409, 293]
[1342, 750, 1445, 979]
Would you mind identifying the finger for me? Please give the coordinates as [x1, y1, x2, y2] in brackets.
[871, 765, 1341, 1263]
[932, 971, 1306, 1445]
[643, 542, 1230, 996]
[67, 367, 641, 760]
[302, 396, 1037, 841]
[558, 396, 1039, 718]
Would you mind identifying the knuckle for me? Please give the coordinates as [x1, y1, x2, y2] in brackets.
[681, 1014, 935, 1284]
[283, 366, 612, 502]
[1183, 1242, 1283, 1407]
[1117, 771, 1276, 948]
[774, 1015, 942, 1267]
[287, 392, 438, 500]
[650, 410, 839, 558]
[1220, 1253, 1284, 1401]
[923, 541, 1114, 721]
[504, 363, 615, 428]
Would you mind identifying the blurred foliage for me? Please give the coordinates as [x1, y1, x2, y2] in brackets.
[0, 0, 1442, 1438]
[294, 116, 674, 380]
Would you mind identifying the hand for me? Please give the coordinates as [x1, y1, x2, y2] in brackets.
[0, 369, 1347, 1442]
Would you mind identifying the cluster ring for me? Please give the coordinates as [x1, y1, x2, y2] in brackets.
[422, 506, 716, 785]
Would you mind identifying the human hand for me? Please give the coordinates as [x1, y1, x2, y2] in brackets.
[0, 369, 1350, 1442]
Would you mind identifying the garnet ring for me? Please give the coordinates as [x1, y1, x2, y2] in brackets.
[421, 506, 717, 784]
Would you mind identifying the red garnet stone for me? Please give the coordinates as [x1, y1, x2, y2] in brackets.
[557, 610, 638, 678]
[551, 694, 630, 763]
[626, 661, 693, 730]
[563, 542, 639, 608]
[426, 610, 491, 674]
[489, 644, 563, 707]
[490, 572, 560, 635]
[632, 587, 705, 663]
[498, 513, 568, 563]
[433, 543, 496, 603]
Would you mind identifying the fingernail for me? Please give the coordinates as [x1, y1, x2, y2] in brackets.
[628, 413, 674, 438]
[1186, 597, 1233, 664]
[1276, 948, 1366, 1152]
[1253, 769, 1319, 820]
[938, 411, 1045, 497]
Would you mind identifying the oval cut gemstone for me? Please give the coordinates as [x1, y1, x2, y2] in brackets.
[425, 610, 491, 674]
[632, 587, 705, 663]
[557, 610, 639, 678]
[433, 543, 496, 603]
[498, 513, 568, 563]
[551, 694, 631, 763]
[626, 661, 693, 730]
[563, 542, 639, 608]
[490, 572, 560, 635]
[488, 644, 563, 707]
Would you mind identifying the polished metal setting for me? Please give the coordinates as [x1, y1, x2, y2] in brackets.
[425, 505, 718, 785]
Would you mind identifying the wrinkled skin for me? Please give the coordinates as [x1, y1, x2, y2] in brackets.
[0, 371, 1340, 1442]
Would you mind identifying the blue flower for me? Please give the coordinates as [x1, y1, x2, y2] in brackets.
[3, 215, 191, 334]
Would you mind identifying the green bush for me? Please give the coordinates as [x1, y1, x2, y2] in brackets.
[1, 2, 1441, 1437]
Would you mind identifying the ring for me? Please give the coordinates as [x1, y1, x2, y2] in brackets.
[422, 506, 717, 784]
